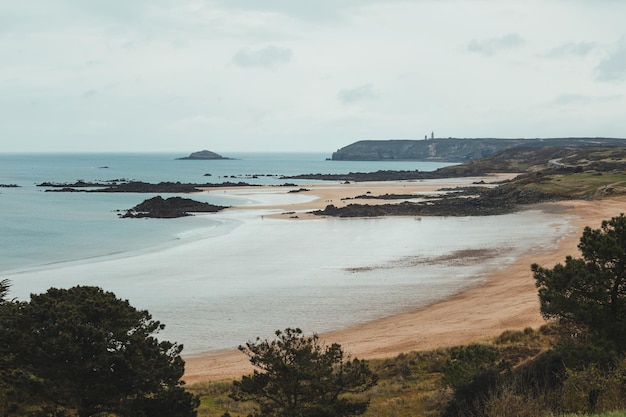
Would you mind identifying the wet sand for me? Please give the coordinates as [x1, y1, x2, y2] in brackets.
[183, 175, 626, 384]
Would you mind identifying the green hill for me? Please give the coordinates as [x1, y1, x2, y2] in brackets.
[331, 138, 626, 162]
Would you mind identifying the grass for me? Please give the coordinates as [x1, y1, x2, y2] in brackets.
[554, 413, 626, 417]
[187, 380, 255, 417]
[187, 326, 558, 417]
[514, 171, 626, 200]
[187, 350, 454, 417]
[187, 325, 626, 416]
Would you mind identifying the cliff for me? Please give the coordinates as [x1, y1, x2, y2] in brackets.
[330, 138, 626, 162]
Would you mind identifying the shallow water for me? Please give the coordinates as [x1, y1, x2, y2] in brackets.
[5, 206, 572, 354]
[0, 152, 449, 271]
[0, 153, 573, 354]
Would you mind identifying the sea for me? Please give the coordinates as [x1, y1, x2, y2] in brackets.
[0, 152, 574, 355]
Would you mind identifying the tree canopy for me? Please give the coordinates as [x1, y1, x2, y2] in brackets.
[0, 285, 198, 417]
[533, 213, 626, 349]
[0, 279, 9, 302]
[231, 328, 377, 417]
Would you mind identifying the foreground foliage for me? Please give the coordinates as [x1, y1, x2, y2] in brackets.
[230, 328, 377, 417]
[533, 213, 626, 350]
[0, 285, 199, 416]
[190, 327, 554, 417]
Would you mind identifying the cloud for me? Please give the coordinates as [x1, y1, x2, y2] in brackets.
[545, 41, 596, 58]
[209, 0, 383, 23]
[232, 45, 293, 68]
[81, 89, 97, 99]
[467, 33, 523, 56]
[337, 83, 377, 104]
[596, 39, 626, 82]
[553, 93, 622, 106]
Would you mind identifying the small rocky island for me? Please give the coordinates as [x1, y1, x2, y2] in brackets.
[120, 196, 228, 218]
[176, 150, 233, 160]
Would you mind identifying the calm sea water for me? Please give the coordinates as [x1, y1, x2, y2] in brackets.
[0, 153, 573, 354]
[0, 152, 450, 273]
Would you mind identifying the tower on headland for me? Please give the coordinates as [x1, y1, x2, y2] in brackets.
[431, 131, 434, 139]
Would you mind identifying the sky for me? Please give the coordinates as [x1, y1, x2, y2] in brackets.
[1, 1, 625, 153]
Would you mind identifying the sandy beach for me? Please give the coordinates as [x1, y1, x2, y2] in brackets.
[183, 175, 626, 384]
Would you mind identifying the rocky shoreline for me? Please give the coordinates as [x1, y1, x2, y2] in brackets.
[313, 181, 568, 218]
[119, 196, 228, 218]
[38, 180, 257, 193]
[33, 172, 566, 219]
[282, 170, 458, 182]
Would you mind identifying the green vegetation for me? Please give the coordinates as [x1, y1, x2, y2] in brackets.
[506, 171, 626, 200]
[230, 328, 377, 417]
[533, 214, 626, 349]
[0, 285, 199, 416]
[557, 413, 626, 417]
[188, 327, 557, 417]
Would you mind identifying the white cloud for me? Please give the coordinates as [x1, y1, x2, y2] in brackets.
[81, 89, 98, 99]
[337, 83, 377, 104]
[467, 33, 524, 56]
[596, 38, 626, 82]
[553, 93, 622, 106]
[1, 1, 626, 152]
[545, 41, 596, 58]
[232, 45, 293, 68]
[208, 0, 387, 23]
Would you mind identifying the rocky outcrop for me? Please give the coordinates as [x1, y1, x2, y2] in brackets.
[119, 196, 227, 218]
[40, 181, 256, 192]
[330, 139, 524, 161]
[331, 138, 626, 162]
[283, 170, 453, 182]
[176, 150, 233, 160]
[312, 181, 572, 218]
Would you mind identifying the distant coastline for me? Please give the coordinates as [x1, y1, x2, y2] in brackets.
[331, 137, 626, 161]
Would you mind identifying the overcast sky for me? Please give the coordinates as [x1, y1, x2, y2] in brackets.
[2, 1, 625, 153]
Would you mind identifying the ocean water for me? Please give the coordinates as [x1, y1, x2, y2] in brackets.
[0, 152, 449, 272]
[0, 153, 573, 354]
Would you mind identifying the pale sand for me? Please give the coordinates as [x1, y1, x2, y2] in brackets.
[183, 175, 626, 384]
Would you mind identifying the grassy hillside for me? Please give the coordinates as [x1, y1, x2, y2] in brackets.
[188, 323, 626, 416]
[188, 327, 557, 417]
[438, 145, 626, 175]
[331, 138, 626, 162]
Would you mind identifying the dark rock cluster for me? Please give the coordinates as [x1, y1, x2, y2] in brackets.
[312, 182, 569, 218]
[283, 170, 450, 182]
[39, 181, 256, 193]
[119, 196, 228, 218]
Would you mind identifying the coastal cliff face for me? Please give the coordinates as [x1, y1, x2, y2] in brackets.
[331, 138, 626, 162]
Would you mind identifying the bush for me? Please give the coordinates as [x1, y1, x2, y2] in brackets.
[562, 361, 626, 413]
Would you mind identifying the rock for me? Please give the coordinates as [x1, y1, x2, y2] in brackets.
[40, 181, 256, 193]
[120, 196, 228, 218]
[176, 150, 233, 160]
